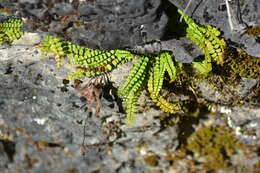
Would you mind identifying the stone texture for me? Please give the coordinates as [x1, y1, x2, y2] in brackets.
[0, 1, 260, 172]
[0, 35, 179, 172]
[168, 0, 260, 57]
[0, 0, 168, 50]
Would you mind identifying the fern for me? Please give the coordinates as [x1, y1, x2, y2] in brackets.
[178, 10, 226, 74]
[0, 18, 25, 45]
[124, 93, 141, 126]
[148, 52, 181, 114]
[153, 96, 181, 114]
[118, 56, 150, 125]
[36, 13, 228, 125]
[164, 52, 182, 82]
[39, 35, 135, 77]
[148, 55, 165, 98]
[5, 10, 257, 127]
[37, 35, 68, 67]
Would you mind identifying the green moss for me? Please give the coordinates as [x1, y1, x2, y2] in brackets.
[0, 8, 13, 15]
[223, 47, 260, 79]
[143, 155, 160, 167]
[185, 125, 241, 171]
[246, 26, 260, 41]
[73, 21, 85, 27]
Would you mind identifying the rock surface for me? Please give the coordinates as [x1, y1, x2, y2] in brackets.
[1, 0, 260, 57]
[0, 31, 259, 173]
[0, 1, 260, 172]
[169, 0, 260, 57]
[1, 0, 168, 50]
[0, 38, 170, 172]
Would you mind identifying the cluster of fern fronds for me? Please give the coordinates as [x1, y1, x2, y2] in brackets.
[3, 11, 255, 126]
[36, 9, 228, 125]
[37, 35, 186, 125]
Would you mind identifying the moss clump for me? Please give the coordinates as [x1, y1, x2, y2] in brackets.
[223, 47, 260, 79]
[185, 125, 241, 171]
[0, 8, 13, 15]
[143, 155, 160, 167]
[245, 26, 260, 41]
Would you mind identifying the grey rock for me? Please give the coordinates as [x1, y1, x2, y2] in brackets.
[7, 0, 168, 50]
[0, 39, 180, 172]
[168, 0, 260, 57]
[0, 1, 260, 172]
[51, 3, 74, 16]
[0, 142, 11, 170]
[19, 0, 40, 3]
[239, 78, 258, 97]
[226, 106, 260, 145]
[161, 38, 201, 63]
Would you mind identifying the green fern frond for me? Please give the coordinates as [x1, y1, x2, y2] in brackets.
[37, 35, 67, 66]
[0, 18, 25, 45]
[124, 92, 141, 126]
[68, 65, 115, 79]
[147, 52, 181, 114]
[39, 35, 135, 76]
[68, 49, 134, 77]
[148, 55, 166, 97]
[67, 45, 134, 70]
[163, 52, 182, 82]
[118, 56, 150, 97]
[153, 96, 181, 114]
[67, 44, 115, 67]
[178, 10, 226, 74]
[67, 68, 87, 80]
[118, 56, 150, 125]
[192, 60, 212, 74]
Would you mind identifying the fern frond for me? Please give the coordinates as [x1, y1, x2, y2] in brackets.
[0, 18, 25, 45]
[154, 96, 181, 114]
[67, 45, 134, 69]
[118, 56, 150, 97]
[192, 60, 212, 74]
[68, 65, 114, 79]
[147, 55, 165, 97]
[179, 10, 226, 74]
[37, 35, 68, 67]
[124, 93, 141, 126]
[147, 52, 181, 114]
[163, 52, 182, 82]
[118, 56, 150, 126]
[67, 43, 115, 67]
[39, 35, 135, 76]
[67, 68, 87, 80]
